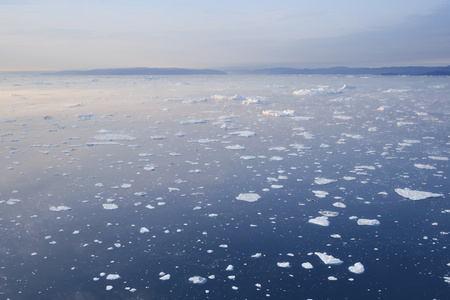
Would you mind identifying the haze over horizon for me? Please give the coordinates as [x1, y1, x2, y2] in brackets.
[2, 0, 450, 71]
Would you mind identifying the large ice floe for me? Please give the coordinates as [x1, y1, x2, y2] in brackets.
[314, 252, 343, 265]
[236, 193, 261, 202]
[357, 219, 380, 226]
[308, 216, 330, 226]
[348, 262, 365, 274]
[189, 276, 207, 285]
[394, 188, 444, 201]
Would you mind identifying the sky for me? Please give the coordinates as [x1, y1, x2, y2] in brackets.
[1, 0, 450, 71]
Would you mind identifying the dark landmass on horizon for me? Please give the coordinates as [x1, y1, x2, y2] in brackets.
[5, 66, 450, 76]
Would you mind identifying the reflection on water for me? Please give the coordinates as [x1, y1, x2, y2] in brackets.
[0, 74, 449, 299]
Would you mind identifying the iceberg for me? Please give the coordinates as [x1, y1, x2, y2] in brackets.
[102, 203, 118, 210]
[308, 216, 330, 226]
[262, 110, 296, 117]
[301, 262, 313, 269]
[49, 205, 72, 212]
[357, 219, 380, 226]
[348, 262, 365, 274]
[314, 177, 337, 185]
[189, 276, 207, 285]
[277, 262, 291, 268]
[394, 188, 443, 201]
[236, 193, 261, 202]
[314, 252, 343, 265]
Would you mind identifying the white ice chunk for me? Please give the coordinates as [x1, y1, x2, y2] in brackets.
[277, 262, 291, 268]
[49, 205, 71, 211]
[333, 202, 346, 208]
[293, 88, 343, 95]
[262, 110, 296, 117]
[159, 274, 171, 280]
[225, 145, 245, 150]
[357, 219, 380, 226]
[312, 190, 329, 198]
[106, 274, 121, 280]
[230, 131, 256, 137]
[314, 177, 337, 185]
[301, 262, 313, 269]
[106, 285, 113, 291]
[181, 119, 206, 125]
[225, 265, 234, 271]
[102, 203, 118, 210]
[140, 227, 150, 234]
[92, 134, 136, 141]
[394, 188, 443, 201]
[414, 164, 436, 170]
[251, 253, 262, 258]
[428, 156, 448, 161]
[314, 252, 343, 265]
[348, 262, 365, 274]
[236, 193, 261, 202]
[189, 276, 207, 285]
[308, 216, 330, 226]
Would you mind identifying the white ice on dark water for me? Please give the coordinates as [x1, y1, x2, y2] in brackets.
[314, 177, 337, 185]
[236, 193, 261, 202]
[102, 203, 118, 210]
[348, 262, 365, 274]
[189, 276, 207, 285]
[49, 205, 71, 211]
[314, 252, 344, 265]
[308, 216, 330, 226]
[277, 262, 291, 268]
[394, 188, 444, 201]
[357, 219, 381, 226]
[301, 262, 313, 269]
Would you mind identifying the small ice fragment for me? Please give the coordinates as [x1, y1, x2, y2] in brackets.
[308, 216, 329, 226]
[314, 178, 337, 185]
[414, 164, 436, 170]
[428, 156, 448, 161]
[49, 205, 71, 211]
[312, 190, 329, 198]
[225, 145, 245, 150]
[315, 252, 343, 265]
[102, 203, 118, 210]
[140, 227, 150, 234]
[236, 193, 261, 202]
[328, 276, 338, 281]
[230, 131, 256, 137]
[189, 276, 207, 285]
[277, 262, 291, 268]
[331, 234, 341, 239]
[159, 274, 171, 280]
[251, 253, 262, 258]
[333, 202, 346, 208]
[301, 262, 313, 269]
[357, 219, 380, 226]
[262, 110, 296, 117]
[106, 285, 113, 291]
[348, 262, 365, 274]
[225, 265, 234, 271]
[394, 188, 443, 201]
[106, 274, 121, 280]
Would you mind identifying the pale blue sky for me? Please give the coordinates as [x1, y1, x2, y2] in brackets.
[1, 0, 449, 70]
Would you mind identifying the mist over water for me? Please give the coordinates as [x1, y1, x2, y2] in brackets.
[1, 74, 449, 299]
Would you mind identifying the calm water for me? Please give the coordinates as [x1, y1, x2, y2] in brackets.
[0, 74, 449, 299]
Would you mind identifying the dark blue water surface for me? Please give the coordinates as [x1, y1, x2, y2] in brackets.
[0, 74, 449, 299]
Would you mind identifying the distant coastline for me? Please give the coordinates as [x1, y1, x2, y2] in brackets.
[3, 66, 450, 76]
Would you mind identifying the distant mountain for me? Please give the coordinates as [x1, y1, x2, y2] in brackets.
[247, 66, 450, 76]
[46, 67, 226, 75]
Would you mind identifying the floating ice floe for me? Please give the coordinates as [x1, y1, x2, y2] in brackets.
[428, 156, 448, 161]
[225, 145, 245, 150]
[106, 274, 121, 280]
[140, 227, 150, 234]
[314, 177, 337, 185]
[242, 96, 267, 105]
[314, 252, 343, 265]
[49, 205, 71, 212]
[293, 88, 343, 95]
[6, 198, 21, 205]
[357, 219, 380, 226]
[262, 110, 296, 117]
[277, 262, 291, 268]
[236, 193, 261, 202]
[106, 285, 113, 291]
[308, 216, 330, 226]
[151, 136, 166, 140]
[251, 253, 262, 258]
[319, 211, 339, 217]
[333, 202, 346, 208]
[225, 265, 234, 271]
[189, 276, 207, 285]
[348, 262, 365, 274]
[102, 203, 118, 210]
[301, 262, 313, 269]
[414, 164, 436, 170]
[230, 131, 256, 137]
[92, 134, 136, 141]
[312, 190, 329, 198]
[180, 119, 206, 125]
[240, 156, 256, 160]
[394, 188, 443, 201]
[159, 274, 171, 280]
[210, 94, 245, 101]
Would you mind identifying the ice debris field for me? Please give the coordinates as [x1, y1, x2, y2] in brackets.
[0, 74, 449, 299]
